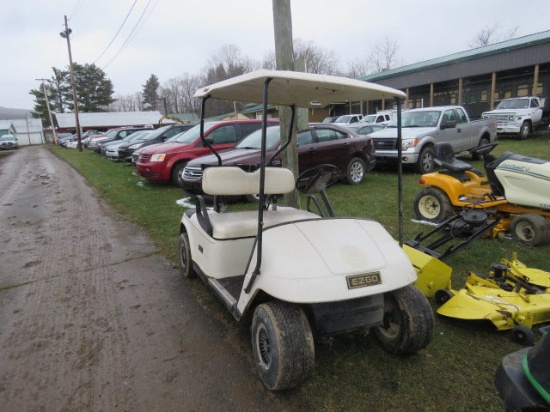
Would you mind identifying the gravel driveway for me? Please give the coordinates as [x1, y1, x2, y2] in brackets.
[0, 146, 298, 411]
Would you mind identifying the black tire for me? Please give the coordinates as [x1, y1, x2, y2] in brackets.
[251, 301, 315, 391]
[510, 214, 550, 246]
[413, 187, 453, 223]
[471, 137, 490, 160]
[434, 289, 453, 306]
[511, 325, 535, 346]
[171, 162, 187, 187]
[178, 232, 196, 279]
[415, 145, 435, 174]
[346, 157, 366, 185]
[374, 285, 434, 355]
[517, 121, 531, 140]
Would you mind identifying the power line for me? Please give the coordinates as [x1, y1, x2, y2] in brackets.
[93, 0, 140, 65]
[102, 0, 161, 70]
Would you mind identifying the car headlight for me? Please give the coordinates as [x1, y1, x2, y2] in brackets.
[150, 153, 166, 162]
[401, 138, 418, 150]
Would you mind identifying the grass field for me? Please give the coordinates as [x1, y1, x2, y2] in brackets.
[50, 131, 550, 411]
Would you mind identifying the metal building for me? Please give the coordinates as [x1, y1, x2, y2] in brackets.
[359, 29, 550, 118]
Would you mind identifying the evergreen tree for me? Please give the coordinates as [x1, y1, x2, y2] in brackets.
[142, 74, 160, 111]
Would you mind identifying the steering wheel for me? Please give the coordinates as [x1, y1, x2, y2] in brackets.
[470, 142, 498, 157]
[296, 164, 340, 194]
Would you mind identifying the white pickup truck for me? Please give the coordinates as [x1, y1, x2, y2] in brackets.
[482, 96, 549, 140]
[368, 105, 497, 174]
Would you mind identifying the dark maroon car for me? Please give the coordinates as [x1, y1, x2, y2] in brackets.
[180, 123, 376, 196]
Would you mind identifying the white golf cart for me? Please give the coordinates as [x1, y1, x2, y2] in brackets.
[178, 70, 434, 390]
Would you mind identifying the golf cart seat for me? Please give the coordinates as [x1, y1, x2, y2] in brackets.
[434, 142, 473, 173]
[196, 166, 319, 239]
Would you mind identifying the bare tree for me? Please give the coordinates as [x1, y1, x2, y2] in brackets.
[109, 92, 142, 111]
[202, 45, 259, 116]
[344, 36, 402, 78]
[159, 74, 202, 115]
[469, 23, 518, 48]
[369, 36, 402, 73]
[262, 39, 340, 75]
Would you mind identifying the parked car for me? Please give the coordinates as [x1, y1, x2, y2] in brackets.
[105, 130, 152, 159]
[343, 123, 386, 136]
[322, 116, 338, 123]
[332, 114, 363, 124]
[90, 127, 151, 153]
[367, 105, 497, 173]
[360, 110, 393, 125]
[181, 123, 376, 197]
[117, 123, 196, 162]
[0, 134, 18, 150]
[136, 119, 278, 186]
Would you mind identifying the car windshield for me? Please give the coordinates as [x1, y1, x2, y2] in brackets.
[173, 123, 217, 144]
[335, 115, 352, 123]
[387, 111, 441, 128]
[137, 125, 171, 141]
[495, 98, 530, 109]
[359, 115, 377, 123]
[235, 126, 280, 150]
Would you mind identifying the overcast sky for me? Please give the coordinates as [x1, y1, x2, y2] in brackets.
[2, 0, 550, 110]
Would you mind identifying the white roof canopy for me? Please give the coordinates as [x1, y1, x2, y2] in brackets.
[194, 70, 406, 108]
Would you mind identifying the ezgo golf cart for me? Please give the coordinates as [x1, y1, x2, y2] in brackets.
[414, 142, 550, 246]
[178, 70, 434, 390]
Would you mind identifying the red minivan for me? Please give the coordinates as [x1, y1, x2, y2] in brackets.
[136, 119, 277, 186]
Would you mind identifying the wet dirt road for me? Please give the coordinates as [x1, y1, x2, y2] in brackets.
[0, 147, 299, 411]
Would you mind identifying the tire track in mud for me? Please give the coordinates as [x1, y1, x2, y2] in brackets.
[0, 147, 295, 412]
[0, 148, 136, 411]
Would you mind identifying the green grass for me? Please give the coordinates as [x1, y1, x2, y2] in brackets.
[50, 131, 550, 411]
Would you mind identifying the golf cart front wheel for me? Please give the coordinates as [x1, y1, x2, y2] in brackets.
[510, 214, 550, 246]
[413, 187, 453, 223]
[251, 301, 315, 391]
[374, 285, 434, 355]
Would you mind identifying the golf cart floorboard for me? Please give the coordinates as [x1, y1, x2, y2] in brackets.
[217, 276, 245, 300]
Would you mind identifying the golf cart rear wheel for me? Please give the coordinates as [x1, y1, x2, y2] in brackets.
[178, 232, 196, 279]
[510, 214, 550, 246]
[374, 285, 434, 355]
[511, 325, 535, 346]
[413, 187, 453, 223]
[251, 301, 315, 391]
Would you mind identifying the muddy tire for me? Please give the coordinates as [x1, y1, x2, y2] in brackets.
[510, 214, 550, 246]
[374, 285, 434, 355]
[415, 145, 435, 174]
[251, 301, 315, 391]
[413, 187, 453, 223]
[178, 232, 196, 279]
[346, 157, 366, 185]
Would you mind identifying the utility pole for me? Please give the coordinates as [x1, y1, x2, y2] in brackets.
[36, 78, 58, 145]
[60, 15, 82, 152]
[272, 0, 301, 208]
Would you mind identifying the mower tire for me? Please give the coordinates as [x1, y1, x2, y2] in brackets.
[510, 214, 550, 246]
[413, 187, 453, 223]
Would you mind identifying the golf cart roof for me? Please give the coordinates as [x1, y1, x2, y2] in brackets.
[194, 70, 406, 108]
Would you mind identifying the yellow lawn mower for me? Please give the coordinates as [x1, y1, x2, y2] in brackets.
[413, 142, 550, 246]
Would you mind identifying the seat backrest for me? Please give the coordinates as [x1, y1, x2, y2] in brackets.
[434, 142, 455, 162]
[202, 166, 295, 196]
